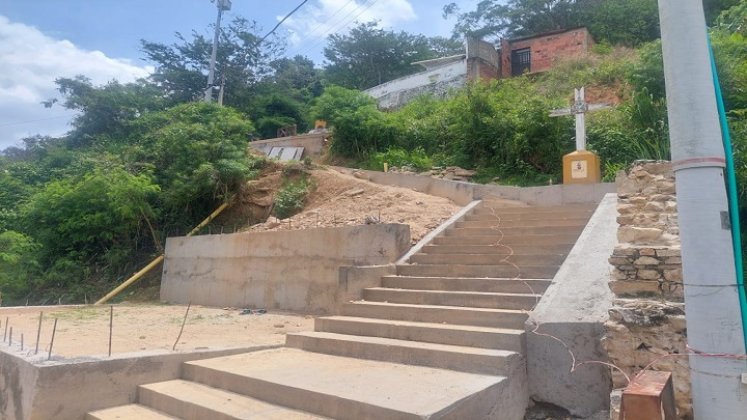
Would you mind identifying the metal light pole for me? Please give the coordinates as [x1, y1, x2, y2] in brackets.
[657, 1, 747, 418]
[204, 0, 232, 102]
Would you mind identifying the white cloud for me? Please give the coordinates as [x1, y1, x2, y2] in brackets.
[0, 15, 152, 150]
[283, 0, 417, 52]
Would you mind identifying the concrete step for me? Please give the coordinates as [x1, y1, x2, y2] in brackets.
[183, 348, 514, 420]
[341, 301, 528, 329]
[432, 234, 577, 247]
[138, 379, 326, 420]
[362, 288, 539, 311]
[418, 244, 573, 255]
[475, 203, 596, 214]
[381, 276, 551, 294]
[444, 226, 583, 237]
[315, 316, 525, 352]
[285, 331, 518, 375]
[408, 253, 566, 266]
[456, 219, 588, 228]
[87, 404, 178, 420]
[397, 263, 558, 279]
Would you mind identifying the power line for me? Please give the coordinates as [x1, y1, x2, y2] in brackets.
[258, 0, 310, 45]
[298, 0, 357, 41]
[286, 0, 358, 55]
[0, 115, 72, 129]
[294, 0, 379, 59]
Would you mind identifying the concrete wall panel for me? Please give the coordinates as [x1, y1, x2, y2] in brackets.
[248, 133, 326, 157]
[160, 224, 410, 313]
[526, 193, 617, 416]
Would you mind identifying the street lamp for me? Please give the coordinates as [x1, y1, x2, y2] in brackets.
[204, 0, 232, 102]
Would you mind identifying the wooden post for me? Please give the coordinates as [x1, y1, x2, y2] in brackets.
[35, 312, 43, 355]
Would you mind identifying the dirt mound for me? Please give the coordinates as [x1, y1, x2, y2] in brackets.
[249, 167, 460, 243]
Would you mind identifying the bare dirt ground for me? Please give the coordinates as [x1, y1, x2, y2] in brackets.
[250, 167, 461, 243]
[0, 304, 313, 359]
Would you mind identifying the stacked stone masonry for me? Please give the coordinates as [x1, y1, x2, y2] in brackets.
[603, 161, 692, 419]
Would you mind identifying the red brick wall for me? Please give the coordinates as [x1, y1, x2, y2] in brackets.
[506, 27, 593, 75]
[467, 58, 501, 82]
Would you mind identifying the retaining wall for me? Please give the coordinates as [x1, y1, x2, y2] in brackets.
[248, 133, 327, 157]
[160, 224, 410, 313]
[602, 161, 690, 419]
[337, 167, 615, 206]
[525, 193, 616, 417]
[0, 346, 271, 420]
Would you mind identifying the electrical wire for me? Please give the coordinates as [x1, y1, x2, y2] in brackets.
[292, 0, 379, 59]
[293, 0, 357, 45]
[257, 0, 310, 45]
[0, 115, 72, 128]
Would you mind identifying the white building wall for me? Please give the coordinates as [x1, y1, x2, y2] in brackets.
[364, 60, 467, 109]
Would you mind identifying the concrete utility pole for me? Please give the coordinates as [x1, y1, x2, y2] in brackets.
[204, 0, 232, 102]
[657, 1, 747, 418]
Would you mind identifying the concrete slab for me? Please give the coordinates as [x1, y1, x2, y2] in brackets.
[87, 404, 177, 420]
[183, 348, 512, 419]
[380, 276, 551, 294]
[362, 288, 540, 310]
[315, 316, 525, 352]
[138, 379, 327, 419]
[341, 301, 528, 329]
[285, 331, 518, 375]
[397, 263, 559, 279]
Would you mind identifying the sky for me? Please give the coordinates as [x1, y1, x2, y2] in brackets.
[0, 0, 478, 150]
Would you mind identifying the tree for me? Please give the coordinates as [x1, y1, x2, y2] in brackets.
[445, 0, 736, 46]
[140, 17, 283, 106]
[0, 231, 41, 303]
[52, 76, 166, 147]
[126, 102, 258, 225]
[323, 22, 446, 90]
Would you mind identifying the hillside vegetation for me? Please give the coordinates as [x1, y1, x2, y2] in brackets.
[2, 0, 747, 304]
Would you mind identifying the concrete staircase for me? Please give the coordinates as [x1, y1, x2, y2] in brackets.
[88, 200, 596, 420]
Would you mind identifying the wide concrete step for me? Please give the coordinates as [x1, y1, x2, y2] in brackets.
[362, 288, 539, 311]
[342, 301, 528, 329]
[87, 404, 178, 420]
[418, 244, 573, 255]
[183, 348, 512, 420]
[445, 226, 583, 237]
[315, 316, 525, 352]
[456, 219, 588, 228]
[285, 331, 518, 375]
[466, 210, 594, 221]
[138, 379, 326, 420]
[397, 263, 558, 279]
[408, 253, 566, 266]
[432, 234, 577, 247]
[381, 276, 551, 294]
[475, 203, 596, 214]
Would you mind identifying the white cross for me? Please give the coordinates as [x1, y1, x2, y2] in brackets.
[550, 87, 611, 151]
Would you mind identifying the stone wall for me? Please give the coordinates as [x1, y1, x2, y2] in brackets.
[603, 161, 692, 419]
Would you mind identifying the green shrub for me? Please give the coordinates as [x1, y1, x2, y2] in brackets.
[366, 147, 433, 171]
[273, 180, 310, 219]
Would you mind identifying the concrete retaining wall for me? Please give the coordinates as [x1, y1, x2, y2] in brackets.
[160, 224, 410, 313]
[336, 167, 615, 206]
[248, 133, 327, 157]
[525, 193, 616, 417]
[0, 346, 272, 420]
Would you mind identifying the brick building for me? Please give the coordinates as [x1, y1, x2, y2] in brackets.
[365, 27, 593, 109]
[500, 27, 594, 77]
